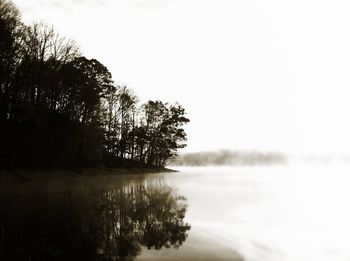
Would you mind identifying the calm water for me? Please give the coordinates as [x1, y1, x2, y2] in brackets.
[1, 166, 350, 260]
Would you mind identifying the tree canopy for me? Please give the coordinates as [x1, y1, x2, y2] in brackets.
[0, 0, 189, 168]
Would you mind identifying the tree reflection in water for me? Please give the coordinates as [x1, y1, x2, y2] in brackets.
[0, 178, 190, 261]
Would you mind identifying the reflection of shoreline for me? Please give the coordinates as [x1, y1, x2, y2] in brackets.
[137, 226, 244, 261]
[0, 177, 190, 260]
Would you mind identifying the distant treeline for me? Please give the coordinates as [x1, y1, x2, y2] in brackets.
[0, 0, 189, 168]
[172, 150, 287, 166]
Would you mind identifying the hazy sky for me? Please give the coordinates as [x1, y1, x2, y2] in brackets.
[11, 0, 350, 154]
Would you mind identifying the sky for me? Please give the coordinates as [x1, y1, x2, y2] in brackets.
[11, 0, 350, 155]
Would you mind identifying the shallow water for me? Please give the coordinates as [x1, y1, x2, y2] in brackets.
[157, 166, 350, 261]
[1, 166, 350, 260]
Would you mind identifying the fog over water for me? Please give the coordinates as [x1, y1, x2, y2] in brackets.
[161, 165, 350, 261]
[2, 164, 350, 260]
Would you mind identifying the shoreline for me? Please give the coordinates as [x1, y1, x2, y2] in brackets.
[0, 166, 177, 181]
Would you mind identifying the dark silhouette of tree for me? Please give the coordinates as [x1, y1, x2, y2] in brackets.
[0, 0, 23, 122]
[115, 86, 137, 159]
[0, 0, 189, 169]
[135, 101, 189, 166]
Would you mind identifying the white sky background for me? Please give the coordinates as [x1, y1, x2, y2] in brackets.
[11, 0, 350, 155]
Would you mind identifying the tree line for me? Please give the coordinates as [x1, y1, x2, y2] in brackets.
[173, 150, 286, 166]
[0, 0, 189, 168]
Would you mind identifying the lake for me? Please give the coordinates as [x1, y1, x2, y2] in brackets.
[1, 165, 350, 260]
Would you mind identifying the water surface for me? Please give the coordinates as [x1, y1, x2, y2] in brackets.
[158, 166, 350, 261]
[2, 166, 350, 260]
